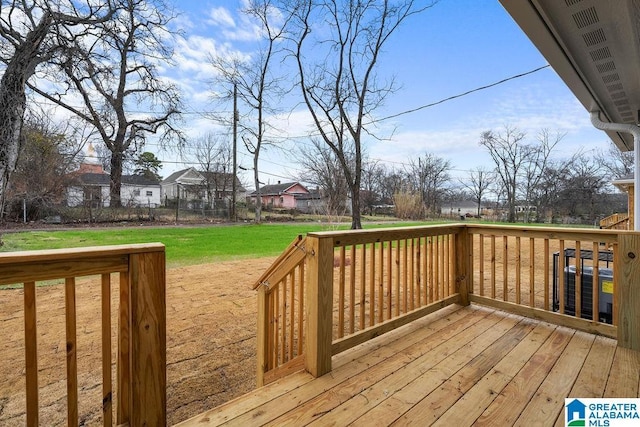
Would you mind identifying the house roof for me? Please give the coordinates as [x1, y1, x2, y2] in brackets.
[161, 168, 246, 192]
[252, 182, 308, 196]
[500, 0, 640, 151]
[294, 189, 322, 201]
[161, 168, 201, 185]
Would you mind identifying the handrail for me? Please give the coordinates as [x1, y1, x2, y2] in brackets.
[599, 213, 630, 230]
[253, 235, 306, 290]
[9, 243, 166, 426]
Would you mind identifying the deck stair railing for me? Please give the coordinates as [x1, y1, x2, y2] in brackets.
[255, 226, 469, 385]
[254, 235, 308, 386]
[4, 243, 166, 427]
[599, 213, 630, 230]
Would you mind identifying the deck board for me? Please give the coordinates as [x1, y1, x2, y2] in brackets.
[433, 320, 555, 426]
[301, 309, 511, 426]
[175, 304, 640, 427]
[513, 330, 595, 426]
[604, 347, 640, 397]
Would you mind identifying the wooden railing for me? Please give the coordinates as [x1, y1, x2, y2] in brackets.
[466, 225, 621, 338]
[600, 213, 629, 230]
[257, 224, 640, 383]
[256, 225, 469, 383]
[1, 243, 166, 426]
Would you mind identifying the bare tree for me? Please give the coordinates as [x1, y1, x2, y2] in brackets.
[481, 126, 564, 223]
[360, 160, 386, 215]
[534, 156, 576, 222]
[290, 0, 435, 229]
[406, 153, 452, 217]
[191, 133, 233, 206]
[596, 140, 634, 180]
[0, 0, 115, 215]
[5, 111, 84, 220]
[298, 139, 349, 216]
[210, 0, 293, 223]
[480, 126, 531, 223]
[559, 155, 608, 221]
[29, 0, 182, 208]
[379, 167, 407, 205]
[519, 129, 564, 222]
[461, 167, 495, 217]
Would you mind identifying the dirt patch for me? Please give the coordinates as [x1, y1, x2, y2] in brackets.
[0, 257, 275, 426]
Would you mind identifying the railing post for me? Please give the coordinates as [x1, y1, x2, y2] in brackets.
[256, 285, 269, 387]
[616, 233, 640, 350]
[129, 250, 167, 426]
[455, 226, 472, 306]
[305, 235, 334, 377]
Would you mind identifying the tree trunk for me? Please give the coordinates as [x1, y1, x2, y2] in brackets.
[0, 80, 25, 218]
[349, 185, 362, 229]
[254, 156, 262, 223]
[110, 152, 123, 208]
[508, 194, 516, 223]
[0, 15, 53, 217]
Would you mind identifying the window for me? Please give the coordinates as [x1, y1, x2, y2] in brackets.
[146, 190, 153, 197]
[133, 190, 141, 196]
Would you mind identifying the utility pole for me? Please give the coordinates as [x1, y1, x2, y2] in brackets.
[231, 83, 238, 221]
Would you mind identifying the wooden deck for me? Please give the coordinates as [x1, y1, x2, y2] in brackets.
[176, 303, 640, 426]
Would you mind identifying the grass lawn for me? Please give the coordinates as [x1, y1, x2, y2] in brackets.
[1, 222, 445, 268]
[0, 224, 338, 267]
[0, 219, 598, 268]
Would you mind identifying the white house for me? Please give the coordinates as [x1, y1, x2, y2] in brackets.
[66, 151, 161, 208]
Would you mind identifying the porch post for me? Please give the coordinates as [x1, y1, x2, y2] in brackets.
[455, 226, 472, 306]
[129, 250, 167, 426]
[616, 233, 640, 350]
[305, 234, 334, 377]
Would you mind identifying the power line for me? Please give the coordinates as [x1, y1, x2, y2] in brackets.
[376, 65, 552, 122]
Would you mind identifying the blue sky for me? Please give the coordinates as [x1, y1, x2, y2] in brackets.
[159, 0, 612, 188]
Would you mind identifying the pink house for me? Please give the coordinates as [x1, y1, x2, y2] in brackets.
[250, 181, 310, 209]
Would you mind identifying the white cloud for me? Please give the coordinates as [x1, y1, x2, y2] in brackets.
[207, 7, 235, 28]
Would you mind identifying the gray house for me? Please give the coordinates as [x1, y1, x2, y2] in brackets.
[161, 167, 246, 208]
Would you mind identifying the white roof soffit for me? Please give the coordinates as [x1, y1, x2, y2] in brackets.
[499, 0, 640, 151]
